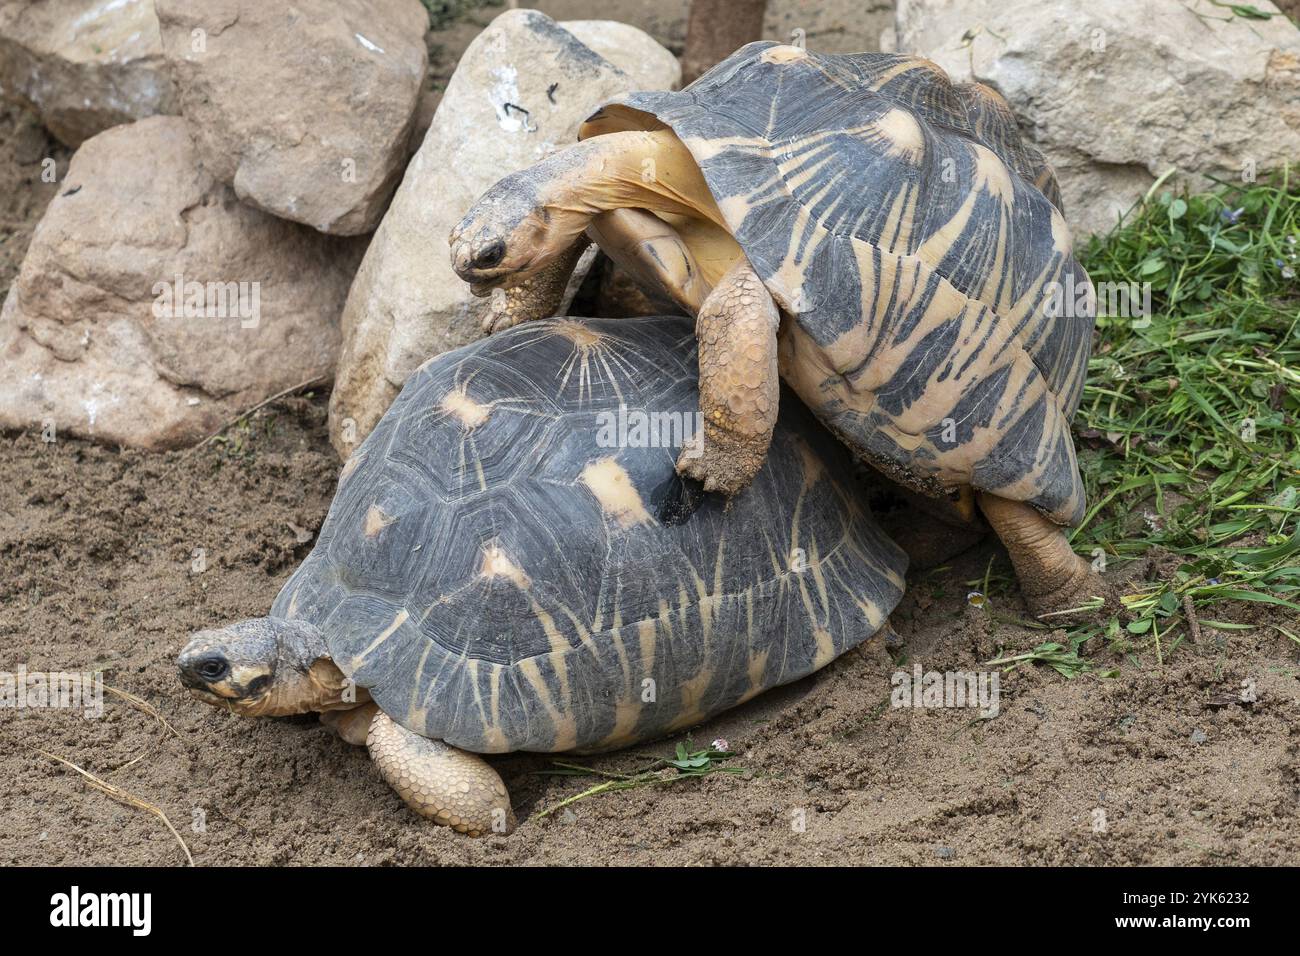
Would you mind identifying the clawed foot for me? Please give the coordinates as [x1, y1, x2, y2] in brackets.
[1024, 566, 1120, 623]
[481, 288, 528, 336]
[976, 492, 1121, 625]
[675, 426, 765, 496]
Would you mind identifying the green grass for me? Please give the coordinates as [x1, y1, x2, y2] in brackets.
[531, 741, 744, 820]
[1052, 170, 1300, 663]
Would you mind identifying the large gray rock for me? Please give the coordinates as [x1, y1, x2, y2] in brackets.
[154, 0, 428, 236]
[0, 116, 365, 450]
[891, 0, 1300, 238]
[0, 0, 177, 146]
[327, 9, 680, 457]
[561, 19, 682, 90]
[523, 0, 894, 56]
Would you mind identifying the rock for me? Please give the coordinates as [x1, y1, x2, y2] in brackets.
[327, 9, 679, 456]
[561, 20, 681, 91]
[0, 116, 365, 449]
[9, 110, 51, 165]
[763, 0, 894, 55]
[892, 0, 1300, 238]
[0, 0, 178, 146]
[525, 0, 894, 57]
[154, 0, 429, 236]
[1190, 728, 1208, 745]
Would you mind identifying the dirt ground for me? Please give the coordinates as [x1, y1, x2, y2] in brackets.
[2, 400, 1298, 866]
[2, 4, 1299, 868]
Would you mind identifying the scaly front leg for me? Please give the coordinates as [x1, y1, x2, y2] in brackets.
[677, 259, 780, 496]
[367, 711, 516, 836]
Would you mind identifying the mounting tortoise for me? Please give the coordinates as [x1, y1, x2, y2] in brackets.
[449, 42, 1107, 619]
[178, 316, 906, 836]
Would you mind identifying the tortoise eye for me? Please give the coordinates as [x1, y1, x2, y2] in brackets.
[473, 240, 506, 269]
[196, 657, 229, 681]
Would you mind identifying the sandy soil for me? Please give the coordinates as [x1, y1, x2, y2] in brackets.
[2, 4, 1298, 868]
[2, 401, 1297, 866]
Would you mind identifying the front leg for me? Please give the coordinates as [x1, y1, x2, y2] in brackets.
[319, 701, 379, 745]
[367, 711, 516, 836]
[676, 259, 780, 496]
[588, 208, 711, 315]
[481, 236, 591, 335]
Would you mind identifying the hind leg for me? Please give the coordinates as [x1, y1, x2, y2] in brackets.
[976, 492, 1111, 618]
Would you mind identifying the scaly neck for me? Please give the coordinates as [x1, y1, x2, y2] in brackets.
[540, 129, 725, 231]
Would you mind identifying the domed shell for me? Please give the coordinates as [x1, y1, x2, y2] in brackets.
[273, 316, 906, 754]
[581, 43, 1094, 526]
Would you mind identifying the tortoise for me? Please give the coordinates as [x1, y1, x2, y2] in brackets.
[448, 42, 1106, 618]
[178, 315, 907, 836]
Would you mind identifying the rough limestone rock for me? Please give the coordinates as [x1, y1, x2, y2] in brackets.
[0, 0, 177, 146]
[560, 19, 681, 90]
[892, 0, 1300, 238]
[327, 9, 680, 457]
[154, 0, 429, 236]
[0, 116, 365, 449]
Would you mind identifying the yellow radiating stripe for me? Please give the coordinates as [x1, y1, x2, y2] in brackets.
[528, 601, 573, 725]
[516, 657, 577, 751]
[867, 56, 949, 93]
[599, 696, 645, 750]
[349, 608, 409, 670]
[637, 617, 657, 673]
[811, 626, 836, 669]
[406, 639, 435, 730]
[807, 536, 831, 619]
[480, 664, 508, 752]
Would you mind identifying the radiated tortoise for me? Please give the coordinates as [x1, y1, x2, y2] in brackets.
[449, 42, 1107, 618]
[178, 316, 907, 836]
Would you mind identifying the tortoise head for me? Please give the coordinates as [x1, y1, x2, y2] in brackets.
[177, 617, 358, 718]
[449, 142, 602, 295]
